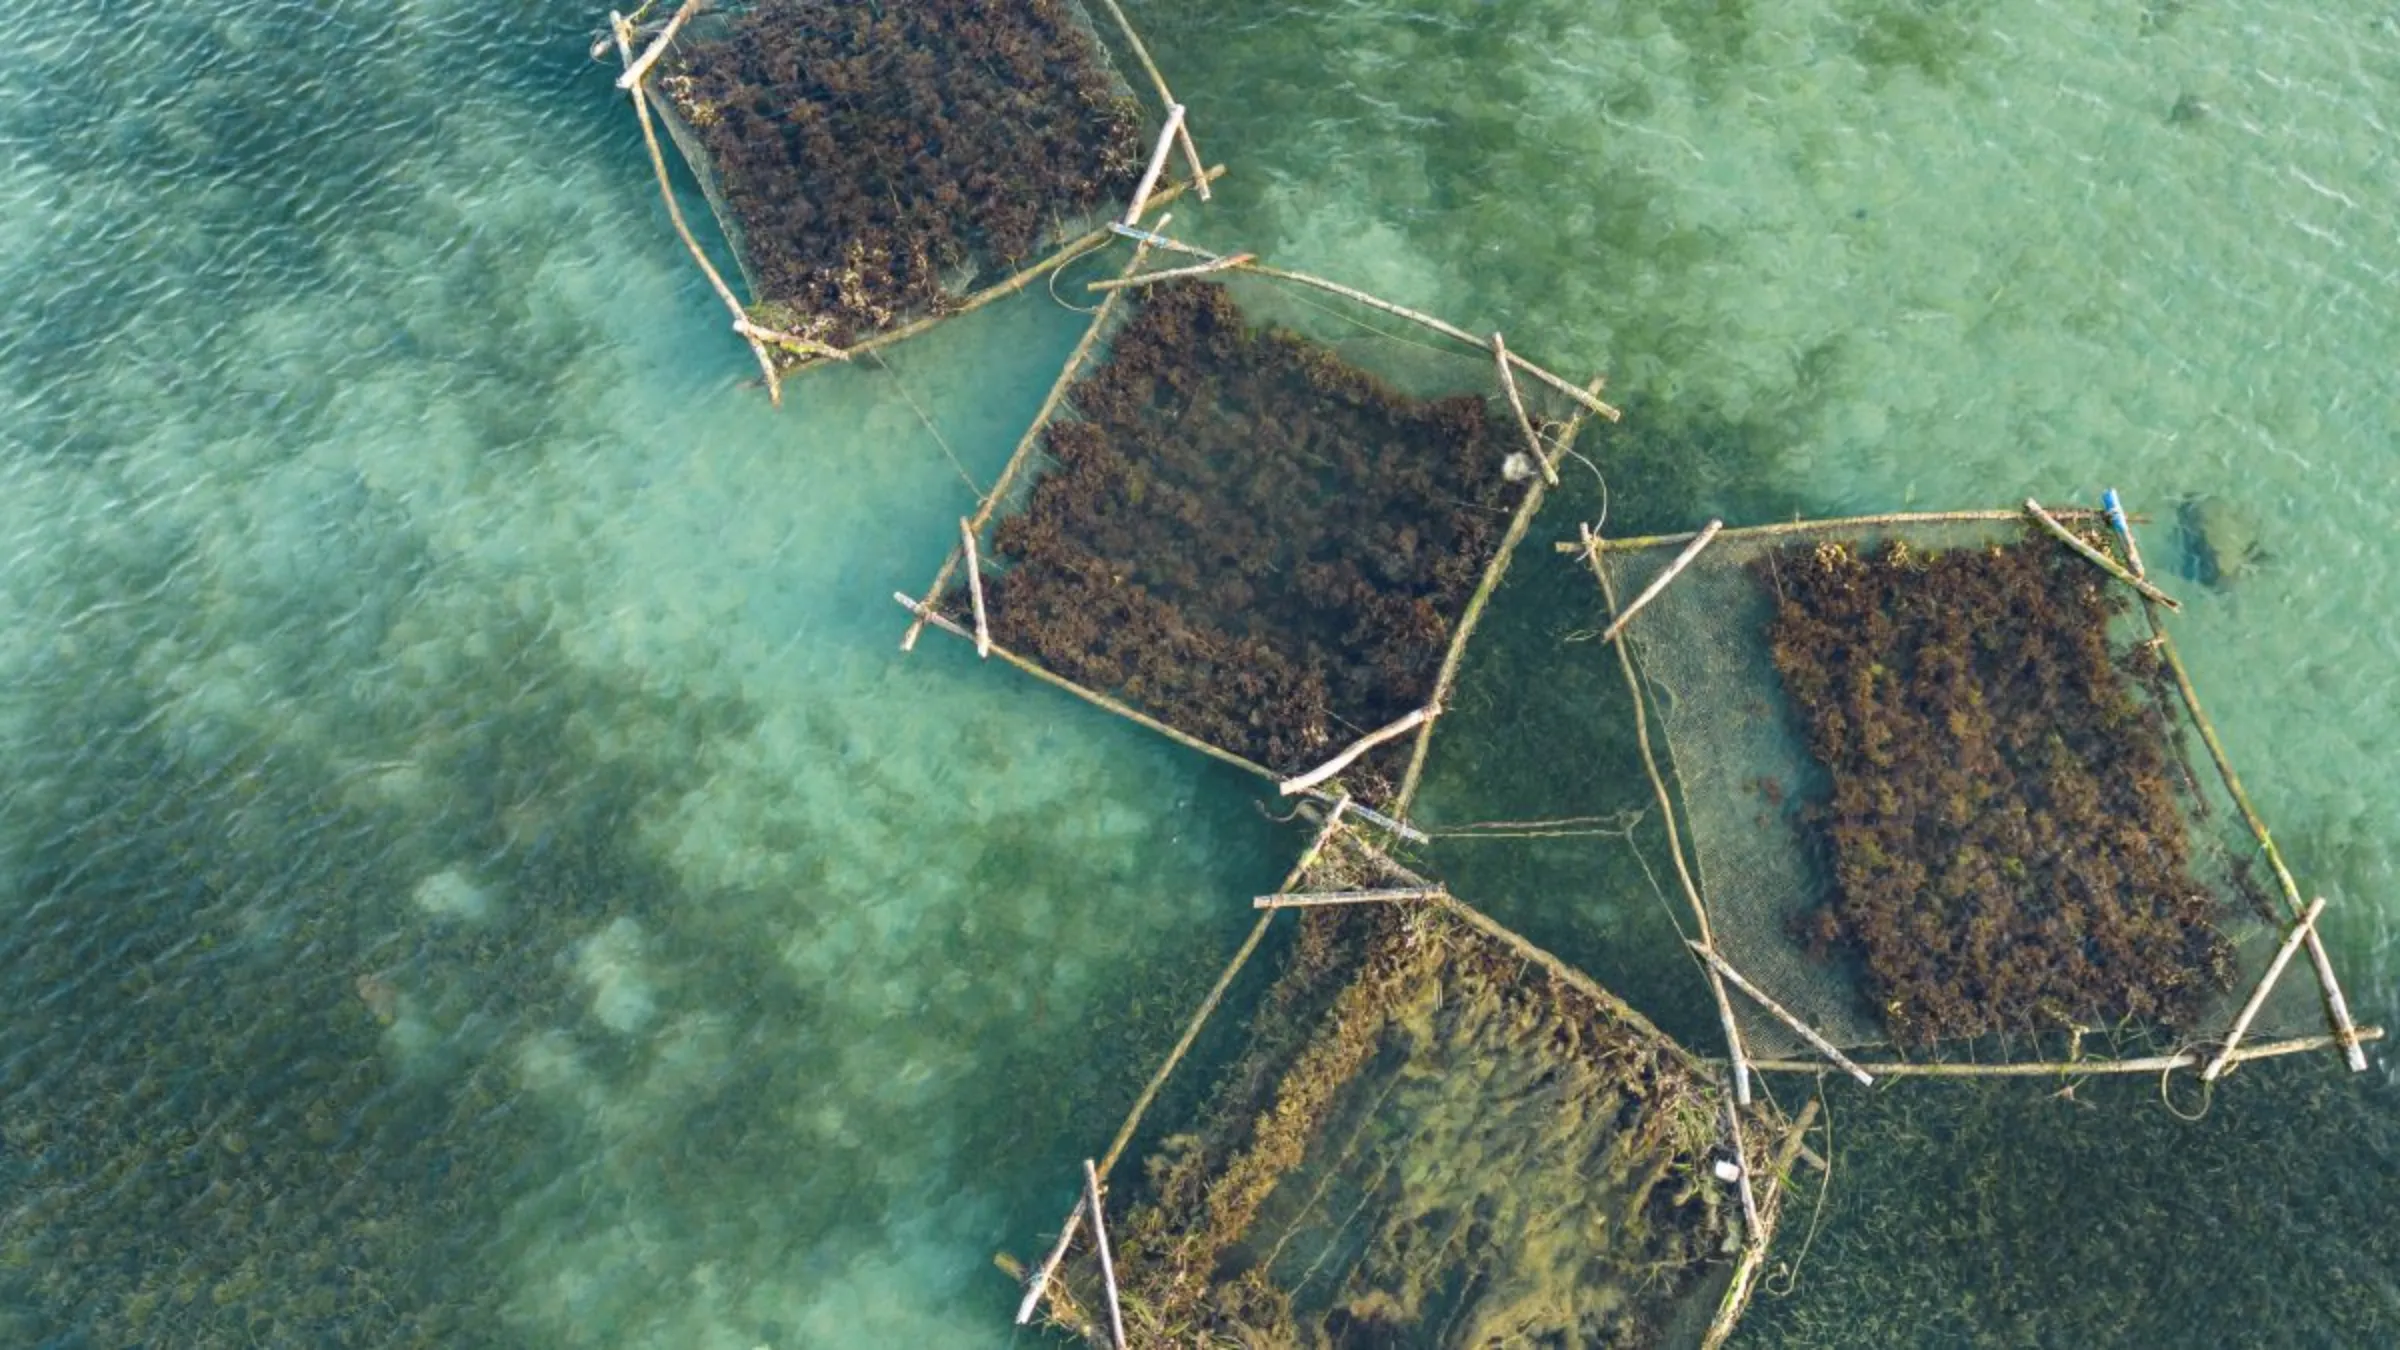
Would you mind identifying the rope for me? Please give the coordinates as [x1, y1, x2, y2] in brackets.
[867, 351, 980, 496]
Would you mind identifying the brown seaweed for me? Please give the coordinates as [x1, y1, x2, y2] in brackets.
[661, 0, 1145, 347]
[1761, 532, 2237, 1045]
[972, 280, 1518, 802]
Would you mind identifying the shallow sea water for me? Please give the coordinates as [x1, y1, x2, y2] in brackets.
[3, 0, 2397, 1345]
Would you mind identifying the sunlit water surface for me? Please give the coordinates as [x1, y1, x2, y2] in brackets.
[3, 0, 2396, 1345]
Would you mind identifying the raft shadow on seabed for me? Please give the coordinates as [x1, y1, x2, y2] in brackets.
[598, 0, 1218, 404]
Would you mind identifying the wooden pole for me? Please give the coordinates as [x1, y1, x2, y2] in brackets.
[615, 0, 702, 90]
[1747, 1026, 2383, 1077]
[2204, 897, 2327, 1082]
[1279, 705, 1433, 796]
[1724, 1096, 1764, 1248]
[1580, 522, 1754, 1106]
[1121, 104, 1186, 227]
[1691, 942, 1874, 1086]
[734, 317, 848, 364]
[1559, 506, 2119, 555]
[1599, 519, 1721, 645]
[2026, 498, 2181, 611]
[899, 216, 1168, 651]
[612, 12, 781, 405]
[1088, 0, 1208, 200]
[1491, 333, 1559, 486]
[1085, 253, 1256, 292]
[1083, 1160, 1128, 1350]
[958, 519, 992, 659]
[1253, 887, 1444, 910]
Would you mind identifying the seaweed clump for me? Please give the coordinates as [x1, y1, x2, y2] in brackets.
[1067, 891, 1746, 1348]
[980, 280, 1518, 798]
[660, 0, 1144, 347]
[1761, 533, 2236, 1045]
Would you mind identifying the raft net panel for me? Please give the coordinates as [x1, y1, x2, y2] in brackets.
[1038, 824, 1793, 1349]
[635, 0, 1176, 358]
[1593, 513, 2340, 1065]
[923, 265, 1597, 812]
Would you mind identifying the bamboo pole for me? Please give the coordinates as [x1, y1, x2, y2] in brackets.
[1691, 942, 1874, 1086]
[1725, 1097, 1763, 1246]
[1747, 1026, 2383, 1077]
[1279, 705, 1433, 796]
[1085, 253, 1256, 292]
[2115, 489, 2368, 1073]
[1121, 104, 1187, 227]
[1579, 522, 1755, 1105]
[734, 317, 849, 363]
[1391, 382, 1600, 816]
[615, 0, 701, 90]
[960, 519, 991, 659]
[1253, 887, 1445, 910]
[1016, 801, 1352, 1324]
[2203, 897, 2327, 1082]
[612, 12, 781, 405]
[2026, 498, 2181, 611]
[1103, 227, 1619, 421]
[2103, 488, 2148, 580]
[899, 217, 1166, 651]
[1558, 507, 2118, 555]
[1600, 519, 1721, 645]
[1083, 1160, 1128, 1350]
[1090, 0, 1208, 200]
[1492, 333, 1558, 486]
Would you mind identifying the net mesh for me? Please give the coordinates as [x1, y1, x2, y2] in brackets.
[1045, 826, 1781, 1349]
[1603, 516, 2327, 1062]
[640, 0, 1153, 349]
[941, 269, 1589, 807]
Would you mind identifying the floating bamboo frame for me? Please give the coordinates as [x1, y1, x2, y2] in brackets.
[611, 11, 782, 404]
[1014, 800, 1354, 1325]
[610, 0, 1223, 388]
[1578, 522, 1756, 1108]
[1556, 506, 2118, 555]
[2111, 500, 2370, 1072]
[1703, 1098, 1820, 1350]
[1098, 228, 1620, 420]
[1749, 1027, 2382, 1078]
[1588, 498, 2375, 1080]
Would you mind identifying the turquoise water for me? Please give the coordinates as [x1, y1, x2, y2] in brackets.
[3, 0, 2396, 1345]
